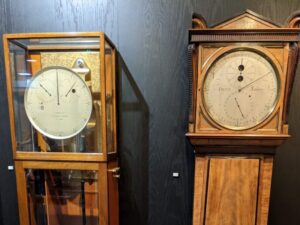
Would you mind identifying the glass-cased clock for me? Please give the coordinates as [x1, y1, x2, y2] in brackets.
[3, 33, 119, 225]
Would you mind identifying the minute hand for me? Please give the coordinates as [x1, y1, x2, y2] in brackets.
[238, 72, 270, 92]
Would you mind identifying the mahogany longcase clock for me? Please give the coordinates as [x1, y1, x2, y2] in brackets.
[3, 32, 119, 225]
[187, 10, 300, 225]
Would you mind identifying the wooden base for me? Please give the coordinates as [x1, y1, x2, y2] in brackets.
[193, 154, 273, 225]
[15, 160, 119, 225]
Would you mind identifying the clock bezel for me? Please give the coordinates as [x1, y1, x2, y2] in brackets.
[24, 66, 93, 140]
[199, 46, 283, 131]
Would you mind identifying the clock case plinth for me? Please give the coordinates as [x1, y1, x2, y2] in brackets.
[187, 10, 300, 225]
[3, 33, 119, 225]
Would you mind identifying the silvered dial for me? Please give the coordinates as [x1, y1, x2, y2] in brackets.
[203, 50, 279, 130]
[24, 66, 93, 139]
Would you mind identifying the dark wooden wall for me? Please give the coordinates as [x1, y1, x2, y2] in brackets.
[0, 1, 300, 225]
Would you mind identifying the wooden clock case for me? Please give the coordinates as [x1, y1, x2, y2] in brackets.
[187, 10, 300, 225]
[3, 32, 119, 225]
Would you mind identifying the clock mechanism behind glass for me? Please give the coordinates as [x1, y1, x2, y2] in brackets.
[16, 49, 106, 154]
[4, 33, 119, 225]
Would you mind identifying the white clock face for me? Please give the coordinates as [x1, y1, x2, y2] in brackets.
[203, 50, 280, 130]
[24, 67, 93, 139]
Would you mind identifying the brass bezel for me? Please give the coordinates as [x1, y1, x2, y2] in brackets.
[24, 66, 93, 140]
[200, 46, 281, 131]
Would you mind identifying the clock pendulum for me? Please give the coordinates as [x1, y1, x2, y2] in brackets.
[187, 10, 300, 225]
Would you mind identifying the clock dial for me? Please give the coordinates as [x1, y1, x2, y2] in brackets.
[24, 66, 93, 139]
[203, 50, 279, 130]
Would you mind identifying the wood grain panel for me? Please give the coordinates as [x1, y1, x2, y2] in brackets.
[205, 158, 260, 225]
[108, 161, 119, 225]
[256, 157, 273, 225]
[193, 156, 209, 225]
[118, 0, 197, 224]
[14, 161, 29, 225]
[8, 0, 118, 41]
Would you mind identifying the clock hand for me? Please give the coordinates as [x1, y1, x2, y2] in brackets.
[65, 82, 76, 97]
[238, 71, 270, 92]
[39, 83, 52, 96]
[56, 70, 60, 105]
[234, 97, 244, 118]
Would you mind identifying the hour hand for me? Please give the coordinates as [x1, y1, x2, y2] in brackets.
[39, 83, 52, 96]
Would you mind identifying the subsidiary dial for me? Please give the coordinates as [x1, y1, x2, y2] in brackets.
[223, 92, 254, 125]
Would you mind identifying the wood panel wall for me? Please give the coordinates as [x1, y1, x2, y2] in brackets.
[0, 1, 300, 225]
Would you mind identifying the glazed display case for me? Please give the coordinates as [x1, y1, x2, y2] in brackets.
[3, 32, 119, 225]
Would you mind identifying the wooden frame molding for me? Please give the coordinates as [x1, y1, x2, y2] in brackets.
[192, 155, 273, 225]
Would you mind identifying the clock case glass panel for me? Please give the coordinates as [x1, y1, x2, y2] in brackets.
[5, 34, 117, 155]
[26, 168, 99, 225]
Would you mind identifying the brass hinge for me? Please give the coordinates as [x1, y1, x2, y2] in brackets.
[108, 167, 120, 179]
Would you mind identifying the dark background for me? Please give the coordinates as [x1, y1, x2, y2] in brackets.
[1, 1, 300, 225]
